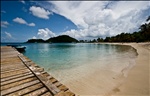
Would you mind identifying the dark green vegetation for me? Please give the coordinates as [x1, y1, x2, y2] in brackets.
[27, 35, 78, 43]
[27, 39, 45, 43]
[46, 35, 78, 43]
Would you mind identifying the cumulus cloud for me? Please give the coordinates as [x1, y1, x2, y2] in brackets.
[37, 28, 56, 40]
[13, 17, 27, 24]
[1, 21, 9, 28]
[13, 17, 35, 26]
[29, 6, 52, 19]
[40, 1, 150, 39]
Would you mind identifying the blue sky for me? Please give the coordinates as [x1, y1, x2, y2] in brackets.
[1, 1, 150, 42]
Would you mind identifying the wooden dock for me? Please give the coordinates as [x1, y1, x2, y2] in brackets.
[1, 46, 75, 96]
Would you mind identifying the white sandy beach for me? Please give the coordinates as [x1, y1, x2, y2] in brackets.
[55, 43, 150, 96]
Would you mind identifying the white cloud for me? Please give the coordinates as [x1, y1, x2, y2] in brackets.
[13, 17, 35, 27]
[1, 21, 9, 28]
[37, 28, 56, 40]
[28, 23, 35, 26]
[20, 0, 25, 4]
[32, 36, 37, 39]
[5, 32, 12, 38]
[29, 6, 52, 19]
[48, 1, 109, 29]
[41, 1, 150, 39]
[13, 17, 27, 24]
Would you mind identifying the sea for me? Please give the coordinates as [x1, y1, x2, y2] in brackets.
[1, 43, 138, 93]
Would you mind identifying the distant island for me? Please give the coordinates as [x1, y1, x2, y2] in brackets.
[26, 35, 79, 43]
[26, 39, 45, 43]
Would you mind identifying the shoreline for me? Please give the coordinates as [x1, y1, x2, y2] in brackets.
[97, 42, 150, 96]
[111, 42, 150, 96]
[58, 42, 149, 96]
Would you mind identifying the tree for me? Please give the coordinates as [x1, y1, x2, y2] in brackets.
[97, 38, 104, 42]
[104, 37, 110, 42]
[146, 16, 150, 21]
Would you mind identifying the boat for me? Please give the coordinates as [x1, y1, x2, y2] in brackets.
[7, 44, 26, 52]
[15, 46, 26, 52]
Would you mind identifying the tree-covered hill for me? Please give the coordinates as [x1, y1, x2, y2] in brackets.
[26, 35, 78, 43]
[46, 35, 78, 43]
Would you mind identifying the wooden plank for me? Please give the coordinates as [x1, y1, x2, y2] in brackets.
[49, 77, 58, 83]
[1, 57, 21, 64]
[1, 54, 18, 58]
[1, 64, 26, 72]
[1, 74, 34, 86]
[1, 80, 40, 95]
[41, 91, 53, 96]
[54, 81, 62, 87]
[42, 72, 53, 79]
[58, 85, 69, 92]
[64, 90, 75, 96]
[1, 67, 27, 74]
[55, 90, 75, 96]
[1, 68, 30, 79]
[23, 87, 48, 96]
[34, 73, 60, 95]
[1, 71, 32, 82]
[6, 83, 43, 96]
[1, 77, 37, 90]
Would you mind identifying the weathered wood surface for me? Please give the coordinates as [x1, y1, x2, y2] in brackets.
[1, 46, 75, 96]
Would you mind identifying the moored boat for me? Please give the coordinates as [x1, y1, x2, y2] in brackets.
[7, 44, 26, 52]
[15, 46, 26, 52]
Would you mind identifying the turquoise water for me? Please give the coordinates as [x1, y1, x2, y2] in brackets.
[1, 43, 137, 76]
[16, 43, 136, 72]
[1, 43, 137, 71]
